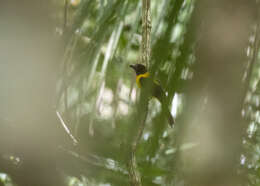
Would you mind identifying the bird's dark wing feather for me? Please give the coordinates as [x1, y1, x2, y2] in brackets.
[139, 77, 166, 101]
[139, 76, 174, 127]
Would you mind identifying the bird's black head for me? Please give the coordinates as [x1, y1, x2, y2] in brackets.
[129, 64, 147, 75]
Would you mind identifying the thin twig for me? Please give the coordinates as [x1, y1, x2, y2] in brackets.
[56, 111, 79, 145]
[59, 146, 128, 175]
[63, 0, 69, 32]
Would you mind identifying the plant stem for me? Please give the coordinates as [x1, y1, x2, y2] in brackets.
[128, 0, 151, 185]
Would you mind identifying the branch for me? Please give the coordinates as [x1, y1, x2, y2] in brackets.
[128, 0, 151, 186]
[141, 0, 151, 67]
[128, 105, 148, 186]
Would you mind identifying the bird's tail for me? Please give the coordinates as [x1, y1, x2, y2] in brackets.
[166, 109, 174, 127]
[159, 95, 175, 127]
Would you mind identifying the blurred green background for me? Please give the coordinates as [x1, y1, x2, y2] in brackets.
[0, 0, 259, 186]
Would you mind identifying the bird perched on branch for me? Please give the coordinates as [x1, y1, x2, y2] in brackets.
[130, 64, 175, 127]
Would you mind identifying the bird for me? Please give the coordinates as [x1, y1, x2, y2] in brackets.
[130, 64, 175, 127]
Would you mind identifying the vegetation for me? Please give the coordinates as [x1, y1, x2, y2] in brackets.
[0, 0, 260, 185]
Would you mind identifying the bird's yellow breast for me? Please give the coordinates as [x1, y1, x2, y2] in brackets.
[136, 72, 150, 88]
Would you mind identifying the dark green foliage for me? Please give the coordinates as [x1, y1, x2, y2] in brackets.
[55, 0, 195, 185]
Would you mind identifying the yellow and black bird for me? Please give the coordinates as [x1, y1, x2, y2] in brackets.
[130, 64, 175, 127]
